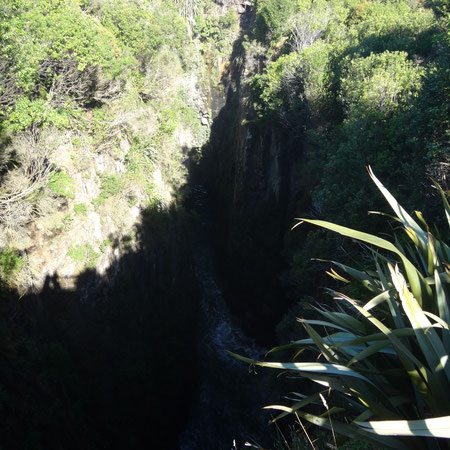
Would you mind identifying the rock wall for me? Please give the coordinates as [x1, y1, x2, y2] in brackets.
[201, 35, 309, 342]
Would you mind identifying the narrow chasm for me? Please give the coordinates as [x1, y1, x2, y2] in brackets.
[180, 7, 293, 447]
[181, 6, 282, 448]
[0, 2, 284, 449]
[3, 0, 448, 449]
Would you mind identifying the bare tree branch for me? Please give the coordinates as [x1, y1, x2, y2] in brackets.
[0, 129, 61, 229]
[289, 7, 332, 53]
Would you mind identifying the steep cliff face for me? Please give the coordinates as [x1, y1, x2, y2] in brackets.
[0, 3, 222, 447]
[202, 35, 309, 341]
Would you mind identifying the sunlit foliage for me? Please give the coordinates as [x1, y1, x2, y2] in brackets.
[250, 0, 448, 247]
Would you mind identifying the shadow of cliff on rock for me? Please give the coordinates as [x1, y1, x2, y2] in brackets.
[0, 203, 199, 450]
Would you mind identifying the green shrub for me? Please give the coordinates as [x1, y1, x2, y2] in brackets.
[49, 171, 75, 199]
[90, 196, 102, 211]
[100, 0, 186, 67]
[91, 174, 123, 210]
[73, 203, 87, 216]
[67, 243, 99, 268]
[100, 174, 123, 198]
[234, 170, 450, 447]
[3, 97, 72, 133]
[99, 238, 112, 253]
[90, 106, 115, 144]
[351, 0, 436, 56]
[251, 41, 331, 117]
[340, 51, 424, 119]
[124, 139, 156, 193]
[0, 248, 24, 279]
[61, 213, 73, 230]
[0, 0, 124, 92]
[254, 0, 297, 42]
[122, 231, 136, 248]
[193, 10, 237, 44]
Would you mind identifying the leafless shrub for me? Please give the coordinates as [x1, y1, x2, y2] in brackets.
[39, 58, 94, 106]
[93, 107, 136, 153]
[33, 210, 67, 238]
[0, 225, 33, 250]
[289, 7, 332, 53]
[12, 129, 59, 172]
[140, 47, 182, 103]
[92, 70, 122, 104]
[39, 58, 121, 107]
[0, 129, 62, 233]
[213, 0, 244, 7]
[0, 198, 34, 230]
[35, 194, 61, 218]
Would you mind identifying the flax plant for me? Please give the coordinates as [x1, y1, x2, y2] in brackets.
[231, 168, 450, 449]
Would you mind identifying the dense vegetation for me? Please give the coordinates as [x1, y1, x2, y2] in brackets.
[0, 0, 215, 288]
[249, 0, 449, 274]
[229, 0, 450, 446]
[0, 0, 448, 448]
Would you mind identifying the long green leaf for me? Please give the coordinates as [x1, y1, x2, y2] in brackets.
[435, 270, 450, 329]
[268, 335, 356, 352]
[425, 272, 450, 285]
[276, 333, 396, 358]
[227, 351, 376, 384]
[348, 340, 396, 366]
[363, 290, 392, 311]
[295, 410, 409, 449]
[427, 233, 438, 276]
[286, 371, 395, 416]
[434, 269, 450, 352]
[422, 310, 450, 330]
[330, 290, 446, 412]
[318, 259, 381, 293]
[266, 342, 306, 356]
[431, 178, 450, 228]
[389, 264, 450, 385]
[356, 416, 450, 438]
[303, 322, 339, 362]
[298, 218, 432, 307]
[334, 328, 415, 347]
[294, 371, 357, 396]
[375, 258, 406, 330]
[312, 305, 366, 334]
[297, 318, 351, 334]
[368, 166, 428, 256]
[264, 391, 323, 422]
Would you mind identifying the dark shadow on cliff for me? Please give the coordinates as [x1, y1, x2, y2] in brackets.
[185, 11, 298, 347]
[0, 203, 199, 450]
